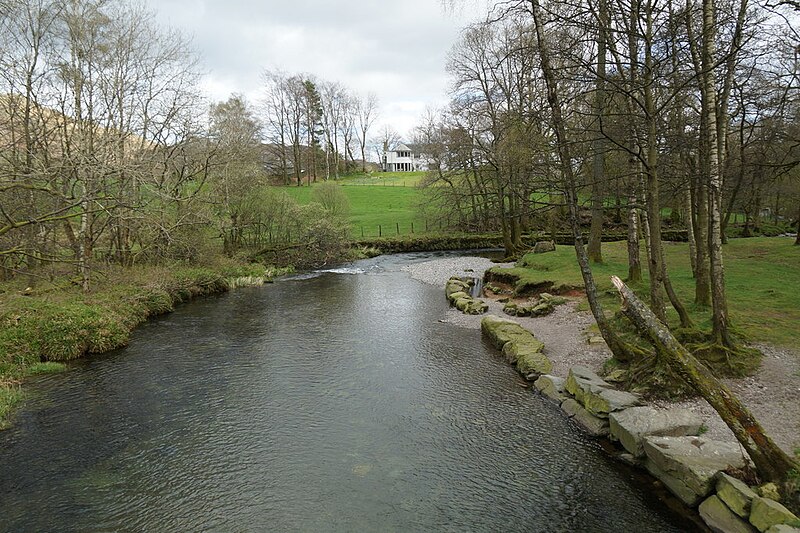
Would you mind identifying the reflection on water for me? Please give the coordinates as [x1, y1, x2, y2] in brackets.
[0, 253, 697, 532]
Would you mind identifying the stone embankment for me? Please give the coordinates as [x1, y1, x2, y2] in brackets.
[477, 311, 800, 533]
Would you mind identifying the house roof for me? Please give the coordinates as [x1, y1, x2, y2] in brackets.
[390, 143, 412, 152]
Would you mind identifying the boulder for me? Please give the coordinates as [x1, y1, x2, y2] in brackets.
[515, 351, 553, 377]
[757, 483, 783, 502]
[501, 337, 545, 359]
[643, 436, 752, 506]
[447, 290, 469, 303]
[609, 406, 704, 458]
[717, 472, 758, 518]
[699, 495, 757, 533]
[529, 301, 555, 317]
[481, 315, 533, 350]
[539, 292, 567, 305]
[534, 375, 568, 403]
[561, 398, 610, 437]
[445, 277, 471, 299]
[455, 297, 472, 312]
[533, 240, 556, 253]
[749, 497, 799, 532]
[565, 366, 640, 418]
[464, 299, 489, 315]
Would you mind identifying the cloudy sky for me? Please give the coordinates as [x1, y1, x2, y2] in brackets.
[144, 0, 483, 139]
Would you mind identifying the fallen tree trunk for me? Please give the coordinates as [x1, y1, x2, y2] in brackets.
[611, 275, 798, 482]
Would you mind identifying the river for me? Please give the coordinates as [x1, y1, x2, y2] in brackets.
[0, 253, 696, 532]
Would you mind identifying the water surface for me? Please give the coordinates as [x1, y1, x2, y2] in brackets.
[0, 253, 696, 532]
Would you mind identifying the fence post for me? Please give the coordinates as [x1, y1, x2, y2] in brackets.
[379, 224, 382, 237]
[361, 226, 364, 238]
[396, 222, 399, 235]
[425, 219, 429, 232]
[411, 222, 414, 234]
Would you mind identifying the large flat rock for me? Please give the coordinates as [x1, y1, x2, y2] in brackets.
[699, 495, 757, 533]
[609, 406, 703, 458]
[565, 366, 640, 418]
[643, 436, 752, 506]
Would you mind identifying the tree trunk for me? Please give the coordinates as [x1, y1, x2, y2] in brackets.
[701, 0, 732, 347]
[628, 156, 642, 283]
[612, 276, 799, 482]
[530, 0, 632, 363]
[588, 0, 608, 264]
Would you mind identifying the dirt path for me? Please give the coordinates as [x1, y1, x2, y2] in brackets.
[403, 256, 800, 455]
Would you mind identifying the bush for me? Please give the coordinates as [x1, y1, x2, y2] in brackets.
[311, 182, 351, 218]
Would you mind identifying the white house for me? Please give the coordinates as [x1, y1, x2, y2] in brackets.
[382, 143, 428, 172]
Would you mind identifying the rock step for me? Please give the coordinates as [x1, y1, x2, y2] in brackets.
[643, 435, 753, 507]
[565, 366, 640, 418]
[609, 406, 703, 458]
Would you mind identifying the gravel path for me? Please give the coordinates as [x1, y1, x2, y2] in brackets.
[403, 255, 800, 455]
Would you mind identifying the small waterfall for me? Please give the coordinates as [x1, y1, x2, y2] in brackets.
[470, 277, 484, 298]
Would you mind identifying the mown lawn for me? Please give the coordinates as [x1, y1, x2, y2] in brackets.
[500, 237, 800, 349]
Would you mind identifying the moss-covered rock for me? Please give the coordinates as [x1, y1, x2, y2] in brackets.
[515, 350, 553, 377]
[561, 398, 610, 437]
[750, 497, 799, 532]
[717, 472, 759, 518]
[480, 315, 551, 377]
[699, 495, 758, 533]
[534, 375, 568, 402]
[565, 366, 639, 418]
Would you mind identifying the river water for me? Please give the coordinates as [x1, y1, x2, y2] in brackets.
[0, 253, 696, 532]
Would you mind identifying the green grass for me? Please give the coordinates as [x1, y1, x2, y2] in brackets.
[280, 174, 436, 238]
[495, 237, 800, 348]
[0, 385, 23, 430]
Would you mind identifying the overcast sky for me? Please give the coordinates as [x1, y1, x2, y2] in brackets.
[144, 0, 482, 139]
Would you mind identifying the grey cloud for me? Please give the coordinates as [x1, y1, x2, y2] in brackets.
[147, 0, 479, 136]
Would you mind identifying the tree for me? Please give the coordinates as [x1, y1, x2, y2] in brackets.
[356, 92, 378, 172]
[208, 94, 265, 253]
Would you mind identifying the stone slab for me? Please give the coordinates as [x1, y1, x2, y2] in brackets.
[643, 436, 752, 507]
[609, 406, 703, 458]
[565, 366, 639, 418]
[750, 497, 799, 532]
[717, 472, 758, 519]
[699, 495, 757, 533]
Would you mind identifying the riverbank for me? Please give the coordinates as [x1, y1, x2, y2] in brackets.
[0, 260, 292, 429]
[402, 255, 800, 456]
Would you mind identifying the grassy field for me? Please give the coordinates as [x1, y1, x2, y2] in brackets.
[496, 237, 800, 348]
[280, 172, 435, 238]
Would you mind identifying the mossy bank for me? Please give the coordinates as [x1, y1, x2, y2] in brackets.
[0, 262, 292, 429]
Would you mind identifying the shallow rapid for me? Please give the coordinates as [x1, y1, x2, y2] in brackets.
[0, 253, 696, 532]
